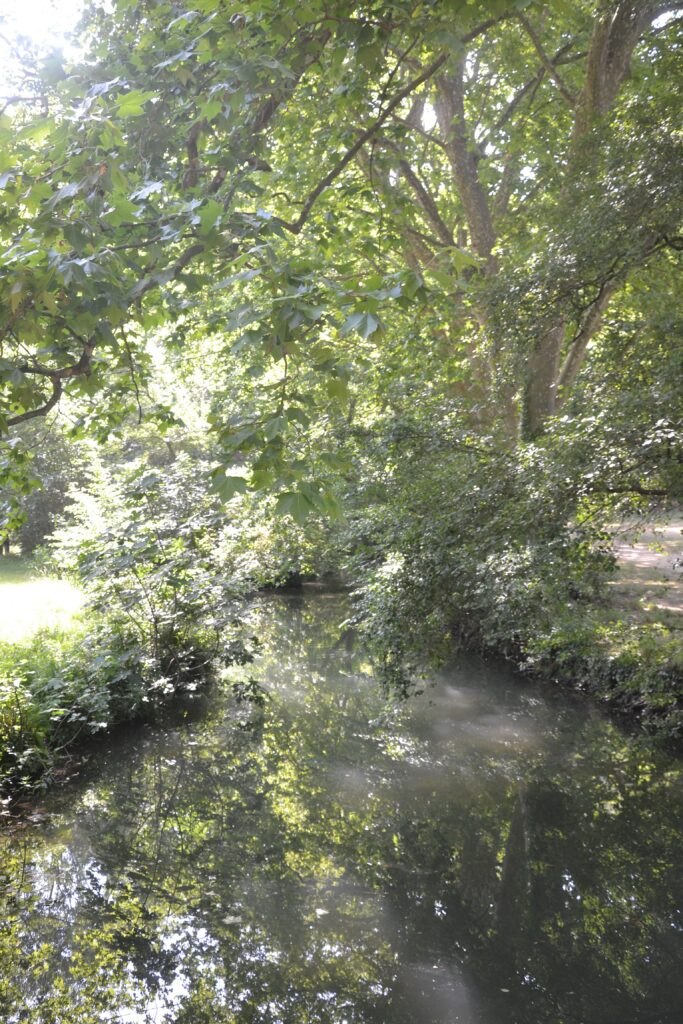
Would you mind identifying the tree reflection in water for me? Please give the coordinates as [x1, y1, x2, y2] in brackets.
[1, 593, 682, 1023]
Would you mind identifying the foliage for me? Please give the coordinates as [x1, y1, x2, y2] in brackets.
[340, 406, 683, 730]
[51, 450, 248, 676]
[0, 1, 680, 477]
[0, 447, 258, 792]
[0, 0, 681, 761]
[0, 420, 91, 552]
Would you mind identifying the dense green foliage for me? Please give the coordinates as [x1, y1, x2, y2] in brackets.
[0, 443, 256, 791]
[0, 0, 682, 786]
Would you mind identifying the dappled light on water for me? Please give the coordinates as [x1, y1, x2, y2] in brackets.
[1, 593, 682, 1023]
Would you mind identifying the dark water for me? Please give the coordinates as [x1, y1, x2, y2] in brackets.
[1, 592, 682, 1024]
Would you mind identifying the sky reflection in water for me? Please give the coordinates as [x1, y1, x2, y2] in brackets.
[1, 592, 682, 1023]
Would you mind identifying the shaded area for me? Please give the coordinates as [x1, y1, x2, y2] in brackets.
[1, 593, 682, 1023]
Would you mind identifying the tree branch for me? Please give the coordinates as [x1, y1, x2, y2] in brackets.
[3, 17, 507, 430]
[0, 94, 46, 115]
[573, 2, 683, 142]
[517, 15, 576, 105]
[282, 51, 451, 235]
[395, 154, 455, 247]
[6, 338, 95, 426]
[595, 484, 670, 497]
[281, 14, 508, 236]
[6, 378, 63, 427]
[434, 61, 497, 267]
[487, 43, 583, 141]
[390, 113, 447, 150]
[557, 280, 619, 398]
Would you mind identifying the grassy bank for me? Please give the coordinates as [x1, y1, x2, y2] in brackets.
[517, 607, 683, 740]
[0, 616, 236, 798]
[0, 558, 86, 794]
[0, 556, 248, 798]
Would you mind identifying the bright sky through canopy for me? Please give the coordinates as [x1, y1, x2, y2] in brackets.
[0, 0, 83, 95]
[0, 0, 83, 48]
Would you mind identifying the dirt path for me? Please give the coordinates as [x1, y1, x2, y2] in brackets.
[608, 520, 683, 628]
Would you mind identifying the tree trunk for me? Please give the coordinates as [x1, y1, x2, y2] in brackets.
[523, 321, 566, 439]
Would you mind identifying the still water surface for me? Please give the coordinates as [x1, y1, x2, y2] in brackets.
[1, 592, 682, 1023]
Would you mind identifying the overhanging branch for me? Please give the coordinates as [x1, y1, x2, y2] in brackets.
[518, 15, 576, 105]
[6, 338, 95, 427]
[281, 51, 451, 235]
[281, 13, 507, 236]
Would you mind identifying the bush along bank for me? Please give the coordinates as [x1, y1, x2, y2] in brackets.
[345, 428, 683, 742]
[0, 614, 252, 795]
[332, 395, 683, 740]
[0, 454, 255, 797]
[356, 548, 683, 743]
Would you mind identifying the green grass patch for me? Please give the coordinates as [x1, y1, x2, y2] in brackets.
[0, 556, 84, 644]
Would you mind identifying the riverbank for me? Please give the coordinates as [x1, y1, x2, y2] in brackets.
[2, 522, 682, 803]
[507, 521, 683, 740]
[0, 557, 245, 798]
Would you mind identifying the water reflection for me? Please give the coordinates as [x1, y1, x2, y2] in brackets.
[1, 593, 682, 1023]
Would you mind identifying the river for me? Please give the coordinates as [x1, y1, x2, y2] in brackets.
[1, 592, 682, 1023]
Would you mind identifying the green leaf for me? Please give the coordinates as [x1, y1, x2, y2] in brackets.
[211, 473, 248, 503]
[326, 377, 349, 401]
[198, 199, 223, 234]
[264, 415, 287, 441]
[200, 98, 223, 121]
[131, 180, 163, 201]
[450, 248, 478, 272]
[319, 491, 344, 520]
[9, 280, 24, 313]
[250, 468, 276, 490]
[274, 490, 314, 525]
[546, 0, 575, 15]
[340, 311, 364, 336]
[429, 269, 458, 292]
[48, 181, 81, 207]
[220, 423, 260, 449]
[285, 407, 311, 427]
[42, 56, 66, 84]
[116, 90, 157, 116]
[340, 311, 381, 339]
[104, 195, 140, 226]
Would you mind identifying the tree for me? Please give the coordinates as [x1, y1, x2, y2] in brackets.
[0, 2, 681, 700]
[0, 1, 680, 471]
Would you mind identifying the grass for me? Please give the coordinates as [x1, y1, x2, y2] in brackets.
[0, 553, 234, 795]
[0, 554, 84, 643]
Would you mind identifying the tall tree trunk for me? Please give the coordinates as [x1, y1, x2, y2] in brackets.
[523, 321, 566, 439]
[521, 3, 668, 434]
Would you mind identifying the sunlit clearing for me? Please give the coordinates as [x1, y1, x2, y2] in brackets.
[0, 559, 84, 642]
